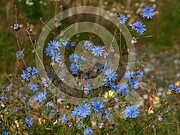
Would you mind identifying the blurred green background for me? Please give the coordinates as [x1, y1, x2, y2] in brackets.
[0, 0, 180, 76]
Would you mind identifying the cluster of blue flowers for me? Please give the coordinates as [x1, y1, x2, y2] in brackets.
[119, 7, 155, 35]
[69, 53, 87, 75]
[21, 66, 38, 81]
[45, 40, 61, 62]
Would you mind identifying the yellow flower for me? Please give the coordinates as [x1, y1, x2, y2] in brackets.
[38, 118, 46, 125]
[148, 108, 154, 114]
[91, 121, 97, 128]
[153, 96, 160, 104]
[167, 89, 173, 95]
[104, 90, 115, 99]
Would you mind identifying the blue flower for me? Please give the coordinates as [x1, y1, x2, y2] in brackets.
[42, 79, 49, 88]
[71, 104, 91, 118]
[91, 99, 104, 114]
[118, 14, 127, 24]
[156, 115, 163, 121]
[119, 84, 129, 94]
[13, 23, 20, 30]
[21, 71, 30, 81]
[142, 7, 155, 19]
[48, 40, 60, 50]
[84, 41, 92, 50]
[125, 71, 135, 79]
[25, 116, 34, 127]
[29, 84, 39, 92]
[61, 114, 68, 123]
[102, 109, 110, 122]
[16, 50, 24, 58]
[132, 21, 146, 35]
[83, 127, 94, 135]
[130, 79, 139, 89]
[26, 66, 32, 72]
[26, 66, 38, 75]
[69, 54, 79, 63]
[62, 41, 75, 47]
[99, 64, 109, 72]
[91, 46, 104, 57]
[105, 69, 118, 81]
[35, 90, 47, 102]
[51, 52, 61, 62]
[124, 106, 139, 118]
[1, 96, 5, 101]
[31, 67, 38, 75]
[45, 40, 61, 62]
[110, 83, 119, 91]
[70, 63, 81, 75]
[22, 97, 27, 103]
[71, 107, 79, 117]
[137, 69, 144, 78]
[169, 84, 180, 93]
[2, 130, 9, 135]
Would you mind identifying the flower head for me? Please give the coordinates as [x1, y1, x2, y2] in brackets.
[124, 106, 139, 118]
[16, 50, 24, 59]
[105, 69, 118, 81]
[1, 96, 5, 101]
[110, 83, 119, 91]
[99, 64, 109, 72]
[104, 90, 115, 99]
[29, 84, 39, 92]
[25, 116, 34, 127]
[119, 84, 129, 94]
[132, 21, 146, 35]
[84, 41, 93, 50]
[125, 71, 135, 79]
[21, 71, 30, 81]
[130, 79, 139, 89]
[13, 23, 20, 30]
[91, 99, 104, 114]
[137, 69, 144, 78]
[69, 54, 79, 63]
[2, 130, 9, 135]
[62, 41, 75, 46]
[61, 114, 68, 123]
[45, 40, 61, 62]
[118, 14, 127, 24]
[142, 7, 155, 19]
[169, 84, 180, 93]
[83, 127, 94, 135]
[70, 63, 81, 75]
[71, 104, 91, 118]
[91, 46, 104, 57]
[35, 90, 47, 103]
